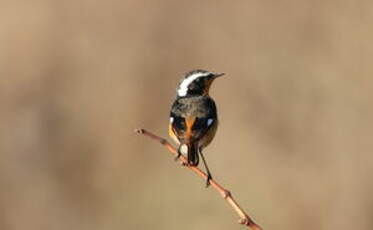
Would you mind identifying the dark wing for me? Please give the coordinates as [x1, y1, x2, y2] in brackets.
[190, 97, 217, 140]
[191, 117, 216, 141]
[170, 115, 186, 141]
[170, 98, 187, 141]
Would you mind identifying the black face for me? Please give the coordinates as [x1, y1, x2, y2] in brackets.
[187, 76, 212, 95]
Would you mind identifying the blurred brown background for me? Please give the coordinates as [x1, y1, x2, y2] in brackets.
[1, 0, 373, 230]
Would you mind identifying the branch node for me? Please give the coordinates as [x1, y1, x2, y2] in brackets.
[222, 189, 231, 199]
[238, 218, 248, 225]
[134, 128, 144, 134]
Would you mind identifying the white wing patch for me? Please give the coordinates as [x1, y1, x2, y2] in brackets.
[207, 118, 214, 126]
[177, 72, 211, 97]
[180, 144, 188, 155]
[170, 117, 174, 123]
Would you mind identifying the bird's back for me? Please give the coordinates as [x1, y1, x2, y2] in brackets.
[171, 96, 217, 119]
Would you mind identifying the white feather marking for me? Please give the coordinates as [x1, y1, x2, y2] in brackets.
[207, 118, 214, 126]
[177, 72, 211, 96]
[180, 144, 188, 155]
[170, 117, 174, 123]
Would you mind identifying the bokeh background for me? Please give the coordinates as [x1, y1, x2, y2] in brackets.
[1, 1, 373, 230]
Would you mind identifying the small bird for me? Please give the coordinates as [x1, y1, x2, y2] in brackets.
[169, 69, 224, 187]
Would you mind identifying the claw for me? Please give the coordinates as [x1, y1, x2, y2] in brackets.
[222, 189, 231, 198]
[174, 149, 182, 161]
[181, 161, 189, 166]
[205, 174, 212, 188]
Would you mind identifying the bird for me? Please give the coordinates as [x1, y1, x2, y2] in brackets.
[169, 69, 224, 187]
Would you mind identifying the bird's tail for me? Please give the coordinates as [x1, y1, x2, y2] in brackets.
[187, 142, 199, 166]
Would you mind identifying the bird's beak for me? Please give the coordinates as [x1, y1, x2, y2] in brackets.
[213, 73, 225, 78]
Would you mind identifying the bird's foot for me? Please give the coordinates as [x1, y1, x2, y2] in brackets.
[205, 174, 212, 188]
[174, 149, 182, 161]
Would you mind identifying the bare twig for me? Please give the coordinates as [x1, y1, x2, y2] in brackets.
[135, 128, 263, 230]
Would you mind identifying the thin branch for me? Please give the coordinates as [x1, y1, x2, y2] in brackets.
[135, 128, 263, 230]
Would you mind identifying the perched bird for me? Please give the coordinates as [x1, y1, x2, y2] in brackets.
[169, 69, 224, 187]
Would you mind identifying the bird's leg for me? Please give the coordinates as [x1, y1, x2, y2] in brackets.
[199, 147, 213, 187]
[174, 146, 182, 161]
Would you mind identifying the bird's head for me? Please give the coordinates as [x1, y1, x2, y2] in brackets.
[177, 69, 224, 97]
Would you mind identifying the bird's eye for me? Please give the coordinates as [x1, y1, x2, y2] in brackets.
[196, 78, 205, 86]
